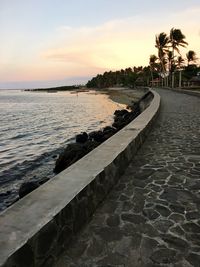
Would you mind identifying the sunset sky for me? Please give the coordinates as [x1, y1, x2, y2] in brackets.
[0, 0, 200, 89]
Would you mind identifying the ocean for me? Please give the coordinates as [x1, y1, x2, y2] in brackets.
[0, 89, 124, 212]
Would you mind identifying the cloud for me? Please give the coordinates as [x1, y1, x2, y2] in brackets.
[42, 16, 154, 71]
[1, 5, 200, 85]
[42, 6, 200, 74]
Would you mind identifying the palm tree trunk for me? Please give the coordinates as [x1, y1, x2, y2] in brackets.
[179, 70, 182, 88]
[172, 72, 175, 88]
[150, 70, 153, 87]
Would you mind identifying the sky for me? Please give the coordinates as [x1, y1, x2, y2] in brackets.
[0, 0, 200, 89]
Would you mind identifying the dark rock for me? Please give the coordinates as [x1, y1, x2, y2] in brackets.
[19, 181, 39, 198]
[102, 126, 117, 140]
[83, 140, 100, 153]
[54, 141, 100, 173]
[102, 126, 117, 133]
[87, 128, 115, 143]
[76, 132, 88, 143]
[112, 108, 140, 130]
[54, 143, 85, 173]
[112, 119, 128, 130]
[88, 130, 104, 142]
[114, 109, 129, 117]
[38, 178, 50, 185]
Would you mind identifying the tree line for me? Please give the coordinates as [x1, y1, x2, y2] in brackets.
[86, 27, 199, 89]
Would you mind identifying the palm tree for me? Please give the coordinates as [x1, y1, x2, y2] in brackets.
[155, 32, 169, 72]
[149, 54, 158, 86]
[186, 50, 197, 66]
[169, 28, 188, 87]
[155, 32, 170, 87]
[176, 56, 185, 88]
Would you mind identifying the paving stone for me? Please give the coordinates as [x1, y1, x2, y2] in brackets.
[169, 204, 185, 214]
[169, 213, 185, 223]
[155, 205, 171, 217]
[162, 234, 189, 250]
[186, 234, 200, 246]
[106, 214, 120, 227]
[119, 194, 130, 201]
[122, 201, 133, 211]
[150, 248, 177, 264]
[140, 237, 159, 264]
[132, 179, 146, 188]
[182, 222, 200, 233]
[97, 252, 127, 266]
[121, 213, 146, 224]
[138, 223, 159, 237]
[174, 259, 193, 267]
[96, 227, 123, 242]
[155, 199, 169, 206]
[86, 237, 104, 257]
[153, 219, 173, 233]
[185, 211, 199, 220]
[170, 225, 185, 236]
[143, 209, 160, 220]
[186, 253, 200, 267]
[66, 240, 88, 260]
[160, 188, 178, 202]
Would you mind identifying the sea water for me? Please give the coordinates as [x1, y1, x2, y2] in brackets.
[0, 89, 124, 211]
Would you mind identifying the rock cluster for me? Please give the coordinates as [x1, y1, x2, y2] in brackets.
[54, 101, 141, 174]
[18, 91, 152, 199]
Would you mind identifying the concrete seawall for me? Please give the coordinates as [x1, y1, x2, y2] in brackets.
[0, 89, 160, 267]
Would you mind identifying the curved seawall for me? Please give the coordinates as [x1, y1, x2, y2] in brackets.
[0, 89, 160, 267]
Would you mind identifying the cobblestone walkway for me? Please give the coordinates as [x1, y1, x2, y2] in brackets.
[56, 89, 200, 267]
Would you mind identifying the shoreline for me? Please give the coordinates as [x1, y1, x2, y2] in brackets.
[97, 87, 149, 106]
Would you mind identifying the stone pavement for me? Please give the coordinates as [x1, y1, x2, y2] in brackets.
[55, 89, 200, 267]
